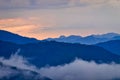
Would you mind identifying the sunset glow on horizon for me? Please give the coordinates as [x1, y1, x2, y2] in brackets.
[0, 0, 120, 39]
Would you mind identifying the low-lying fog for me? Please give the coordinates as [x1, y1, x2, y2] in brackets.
[0, 52, 120, 80]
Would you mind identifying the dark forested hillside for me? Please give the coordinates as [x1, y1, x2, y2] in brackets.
[96, 40, 120, 55]
[0, 30, 39, 44]
[0, 40, 120, 68]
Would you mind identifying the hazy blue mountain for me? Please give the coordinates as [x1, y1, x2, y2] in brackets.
[0, 30, 39, 44]
[96, 40, 120, 55]
[0, 40, 120, 68]
[0, 62, 52, 80]
[1, 30, 120, 45]
[0, 30, 120, 68]
[92, 32, 120, 38]
[46, 35, 83, 43]
[45, 33, 120, 44]
[113, 36, 120, 40]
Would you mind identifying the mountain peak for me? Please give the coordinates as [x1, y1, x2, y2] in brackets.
[59, 35, 66, 38]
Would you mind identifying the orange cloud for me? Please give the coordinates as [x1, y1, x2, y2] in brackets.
[0, 18, 51, 39]
[0, 17, 56, 39]
[0, 18, 41, 27]
[1, 24, 40, 38]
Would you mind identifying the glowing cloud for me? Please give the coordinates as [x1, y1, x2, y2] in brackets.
[0, 17, 54, 39]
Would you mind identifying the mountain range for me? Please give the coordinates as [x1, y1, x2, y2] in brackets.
[0, 40, 120, 68]
[0, 30, 120, 80]
[45, 33, 120, 45]
[0, 30, 120, 67]
[1, 30, 120, 45]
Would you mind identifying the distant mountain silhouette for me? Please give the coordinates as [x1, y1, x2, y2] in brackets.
[45, 33, 120, 44]
[93, 32, 120, 38]
[0, 40, 120, 68]
[0, 30, 39, 44]
[96, 40, 120, 55]
[1, 30, 120, 45]
[0, 62, 52, 80]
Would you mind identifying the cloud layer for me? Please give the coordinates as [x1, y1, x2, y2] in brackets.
[0, 49, 37, 72]
[1, 50, 120, 80]
[0, 0, 120, 9]
[40, 59, 120, 80]
[0, 49, 41, 79]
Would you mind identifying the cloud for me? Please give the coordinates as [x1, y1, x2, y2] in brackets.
[35, 0, 69, 8]
[1, 50, 120, 80]
[0, 64, 43, 80]
[72, 0, 120, 6]
[0, 49, 41, 79]
[79, 0, 106, 5]
[40, 59, 120, 80]
[0, 3, 120, 39]
[0, 0, 70, 9]
[0, 0, 120, 9]
[0, 65, 18, 79]
[0, 17, 53, 39]
[0, 0, 120, 39]
[0, 49, 37, 72]
[0, 18, 31, 27]
[0, 0, 31, 8]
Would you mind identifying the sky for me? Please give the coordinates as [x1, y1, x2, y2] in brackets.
[0, 0, 120, 39]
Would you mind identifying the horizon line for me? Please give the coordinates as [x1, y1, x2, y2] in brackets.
[0, 29, 120, 40]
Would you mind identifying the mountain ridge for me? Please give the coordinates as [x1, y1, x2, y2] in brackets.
[0, 30, 40, 44]
[96, 40, 120, 56]
[0, 40, 120, 68]
[45, 32, 120, 44]
[1, 30, 120, 45]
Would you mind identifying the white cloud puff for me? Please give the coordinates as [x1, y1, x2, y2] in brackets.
[0, 49, 37, 72]
[40, 59, 120, 80]
[1, 50, 120, 80]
